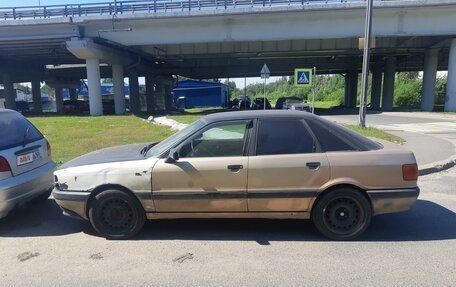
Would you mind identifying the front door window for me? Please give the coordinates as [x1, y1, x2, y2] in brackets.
[179, 123, 248, 158]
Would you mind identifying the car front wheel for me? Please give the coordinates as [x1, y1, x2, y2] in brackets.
[311, 188, 372, 240]
[88, 189, 146, 240]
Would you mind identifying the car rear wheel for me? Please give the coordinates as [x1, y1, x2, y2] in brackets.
[311, 188, 372, 240]
[88, 189, 146, 240]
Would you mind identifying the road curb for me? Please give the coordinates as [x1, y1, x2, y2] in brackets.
[419, 158, 456, 176]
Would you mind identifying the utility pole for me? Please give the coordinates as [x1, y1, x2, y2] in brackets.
[359, 0, 374, 128]
[312, 66, 316, 114]
[263, 76, 267, 110]
[260, 64, 270, 110]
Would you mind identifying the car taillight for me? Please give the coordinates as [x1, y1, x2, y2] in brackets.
[402, 164, 418, 181]
[0, 156, 11, 172]
[46, 140, 51, 158]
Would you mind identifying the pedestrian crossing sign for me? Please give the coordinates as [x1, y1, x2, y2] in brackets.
[294, 68, 312, 87]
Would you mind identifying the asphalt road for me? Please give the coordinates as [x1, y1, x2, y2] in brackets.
[0, 168, 455, 286]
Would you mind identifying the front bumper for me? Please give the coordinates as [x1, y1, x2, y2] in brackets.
[52, 188, 91, 220]
[367, 187, 420, 215]
[0, 161, 56, 218]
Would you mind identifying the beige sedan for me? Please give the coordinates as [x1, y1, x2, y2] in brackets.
[53, 110, 419, 240]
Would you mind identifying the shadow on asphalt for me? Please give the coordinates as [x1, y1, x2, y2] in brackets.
[0, 199, 455, 243]
[0, 199, 90, 238]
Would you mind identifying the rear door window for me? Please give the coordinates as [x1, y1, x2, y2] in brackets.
[256, 119, 316, 155]
[0, 111, 43, 151]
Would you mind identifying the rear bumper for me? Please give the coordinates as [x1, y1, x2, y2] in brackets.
[52, 189, 90, 220]
[0, 161, 56, 218]
[367, 187, 420, 215]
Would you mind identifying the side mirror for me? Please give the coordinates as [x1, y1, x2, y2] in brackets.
[165, 148, 179, 163]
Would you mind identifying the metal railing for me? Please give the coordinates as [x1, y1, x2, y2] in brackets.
[0, 0, 361, 20]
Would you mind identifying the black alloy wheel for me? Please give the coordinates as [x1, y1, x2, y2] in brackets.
[312, 188, 372, 240]
[88, 189, 146, 240]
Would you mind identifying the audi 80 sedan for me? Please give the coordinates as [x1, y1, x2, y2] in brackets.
[53, 110, 419, 240]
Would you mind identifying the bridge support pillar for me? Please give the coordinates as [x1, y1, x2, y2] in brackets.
[31, 79, 42, 113]
[86, 58, 103, 116]
[445, 39, 456, 112]
[129, 69, 141, 114]
[370, 63, 382, 110]
[344, 69, 358, 108]
[164, 83, 173, 111]
[382, 56, 396, 111]
[145, 74, 156, 114]
[69, 88, 78, 101]
[421, 49, 439, 111]
[54, 86, 64, 113]
[2, 73, 16, 110]
[112, 64, 126, 115]
[344, 75, 349, 107]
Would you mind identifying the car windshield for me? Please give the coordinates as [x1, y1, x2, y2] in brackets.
[146, 119, 205, 157]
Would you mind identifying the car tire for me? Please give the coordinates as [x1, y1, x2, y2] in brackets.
[88, 189, 146, 240]
[311, 188, 372, 240]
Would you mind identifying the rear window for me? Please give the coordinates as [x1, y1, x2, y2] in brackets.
[306, 118, 382, 152]
[0, 111, 43, 150]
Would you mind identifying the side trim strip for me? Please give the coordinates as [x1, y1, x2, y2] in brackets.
[152, 191, 317, 200]
[367, 187, 420, 199]
[248, 191, 316, 199]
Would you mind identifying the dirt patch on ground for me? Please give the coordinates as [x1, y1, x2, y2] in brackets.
[17, 252, 40, 262]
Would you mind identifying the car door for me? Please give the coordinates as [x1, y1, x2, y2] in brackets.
[152, 120, 252, 212]
[247, 118, 330, 212]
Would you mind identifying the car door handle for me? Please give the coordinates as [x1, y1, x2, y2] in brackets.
[227, 165, 243, 172]
[306, 162, 320, 170]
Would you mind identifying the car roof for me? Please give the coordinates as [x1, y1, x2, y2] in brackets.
[0, 108, 19, 115]
[203, 110, 318, 123]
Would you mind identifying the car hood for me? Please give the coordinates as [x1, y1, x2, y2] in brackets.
[59, 142, 156, 169]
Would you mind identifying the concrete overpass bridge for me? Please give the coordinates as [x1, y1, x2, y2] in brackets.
[1, 0, 456, 115]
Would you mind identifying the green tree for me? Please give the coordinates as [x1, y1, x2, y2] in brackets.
[223, 80, 239, 99]
[14, 83, 31, 94]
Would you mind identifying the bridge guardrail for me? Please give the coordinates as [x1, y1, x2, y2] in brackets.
[0, 0, 364, 20]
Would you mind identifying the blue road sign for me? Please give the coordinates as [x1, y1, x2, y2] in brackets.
[294, 68, 313, 87]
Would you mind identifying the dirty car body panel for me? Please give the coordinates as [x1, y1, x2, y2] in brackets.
[52, 110, 419, 239]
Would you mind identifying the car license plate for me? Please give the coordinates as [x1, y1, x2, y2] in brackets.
[17, 152, 34, 166]
[17, 149, 41, 166]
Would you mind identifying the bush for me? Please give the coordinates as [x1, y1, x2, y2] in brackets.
[435, 77, 447, 105]
[394, 80, 422, 108]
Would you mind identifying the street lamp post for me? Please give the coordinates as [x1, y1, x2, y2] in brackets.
[359, 0, 374, 128]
